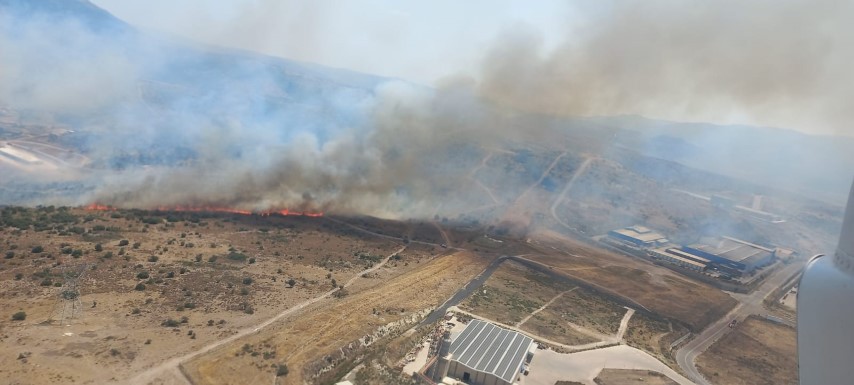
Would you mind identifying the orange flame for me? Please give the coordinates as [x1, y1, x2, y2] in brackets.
[84, 203, 323, 217]
[85, 203, 115, 211]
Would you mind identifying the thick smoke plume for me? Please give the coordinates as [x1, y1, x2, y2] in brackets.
[1, 0, 852, 217]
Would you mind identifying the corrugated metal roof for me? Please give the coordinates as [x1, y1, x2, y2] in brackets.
[614, 228, 666, 243]
[692, 237, 773, 263]
[449, 320, 533, 383]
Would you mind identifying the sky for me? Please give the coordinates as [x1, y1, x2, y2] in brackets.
[93, 0, 574, 84]
[91, 0, 853, 137]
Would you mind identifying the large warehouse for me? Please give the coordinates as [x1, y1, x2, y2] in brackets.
[432, 320, 535, 385]
[679, 236, 776, 275]
[650, 247, 710, 271]
[607, 225, 669, 248]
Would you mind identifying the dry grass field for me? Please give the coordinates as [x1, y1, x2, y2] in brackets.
[696, 316, 797, 385]
[459, 261, 572, 325]
[622, 312, 687, 370]
[593, 369, 678, 385]
[524, 231, 737, 331]
[183, 250, 488, 385]
[0, 207, 446, 385]
[459, 261, 636, 348]
[518, 309, 598, 347]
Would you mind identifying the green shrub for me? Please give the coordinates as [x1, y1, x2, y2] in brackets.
[161, 318, 179, 327]
[11, 311, 26, 321]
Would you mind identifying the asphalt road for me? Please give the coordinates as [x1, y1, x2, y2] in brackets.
[675, 260, 805, 385]
[419, 255, 511, 326]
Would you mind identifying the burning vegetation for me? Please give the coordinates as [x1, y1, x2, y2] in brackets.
[84, 203, 323, 217]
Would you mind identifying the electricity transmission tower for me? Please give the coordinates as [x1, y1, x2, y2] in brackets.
[49, 263, 90, 325]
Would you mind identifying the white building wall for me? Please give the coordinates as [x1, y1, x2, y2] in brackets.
[446, 361, 511, 385]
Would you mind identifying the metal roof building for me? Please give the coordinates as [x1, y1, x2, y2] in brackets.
[444, 319, 534, 385]
[651, 247, 709, 271]
[680, 236, 775, 274]
[607, 226, 669, 248]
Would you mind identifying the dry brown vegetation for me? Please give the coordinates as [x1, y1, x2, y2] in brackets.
[518, 310, 598, 346]
[183, 250, 488, 385]
[593, 369, 678, 385]
[524, 233, 737, 331]
[696, 316, 797, 385]
[460, 261, 572, 325]
[622, 312, 687, 370]
[0, 207, 446, 385]
[460, 260, 633, 347]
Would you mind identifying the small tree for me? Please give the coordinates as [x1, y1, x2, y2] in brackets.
[118, 239, 129, 247]
[135, 283, 146, 291]
[31, 246, 44, 253]
[94, 243, 103, 252]
[148, 255, 159, 263]
[242, 277, 253, 285]
[12, 311, 26, 321]
[276, 363, 289, 377]
[287, 278, 296, 287]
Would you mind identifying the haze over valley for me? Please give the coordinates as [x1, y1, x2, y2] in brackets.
[0, 1, 848, 385]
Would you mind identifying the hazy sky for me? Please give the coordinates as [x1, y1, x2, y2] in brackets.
[91, 1, 852, 136]
[93, 0, 574, 84]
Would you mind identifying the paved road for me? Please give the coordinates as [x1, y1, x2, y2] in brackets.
[675, 261, 805, 385]
[419, 255, 512, 326]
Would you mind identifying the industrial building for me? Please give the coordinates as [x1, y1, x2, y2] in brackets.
[650, 247, 709, 271]
[431, 320, 535, 385]
[678, 236, 776, 275]
[607, 225, 669, 248]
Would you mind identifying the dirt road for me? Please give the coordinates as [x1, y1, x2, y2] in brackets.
[550, 157, 593, 231]
[126, 246, 406, 385]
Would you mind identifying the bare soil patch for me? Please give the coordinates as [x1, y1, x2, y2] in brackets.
[594, 369, 678, 385]
[696, 316, 797, 385]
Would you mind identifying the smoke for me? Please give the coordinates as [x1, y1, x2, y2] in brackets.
[476, 0, 854, 136]
[91, 82, 504, 217]
[1, 0, 853, 220]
